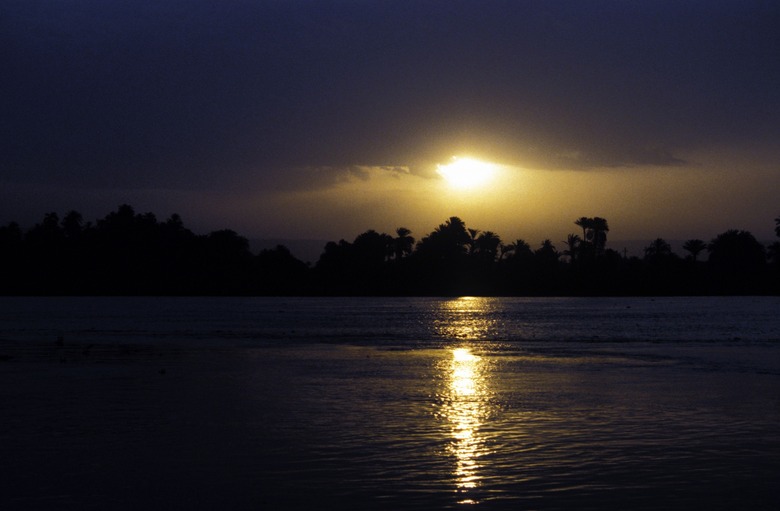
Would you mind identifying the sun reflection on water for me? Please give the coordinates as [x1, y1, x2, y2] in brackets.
[434, 296, 499, 341]
[435, 298, 498, 505]
[449, 348, 485, 494]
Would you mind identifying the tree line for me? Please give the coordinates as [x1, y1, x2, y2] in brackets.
[1, 205, 778, 296]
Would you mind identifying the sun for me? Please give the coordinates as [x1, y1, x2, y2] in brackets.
[437, 157, 498, 189]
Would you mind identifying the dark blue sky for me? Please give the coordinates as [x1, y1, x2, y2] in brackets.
[2, 1, 779, 242]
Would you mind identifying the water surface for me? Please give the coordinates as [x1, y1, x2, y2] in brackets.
[1, 296, 778, 509]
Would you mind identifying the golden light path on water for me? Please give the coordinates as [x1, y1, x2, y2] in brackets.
[449, 347, 484, 504]
[435, 297, 497, 505]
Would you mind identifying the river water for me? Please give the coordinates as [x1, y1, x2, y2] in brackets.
[1, 296, 779, 509]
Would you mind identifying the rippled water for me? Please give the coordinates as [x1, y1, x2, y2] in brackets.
[1, 296, 779, 509]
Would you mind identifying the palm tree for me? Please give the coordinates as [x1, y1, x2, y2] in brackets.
[535, 239, 559, 262]
[574, 216, 609, 257]
[353, 229, 394, 264]
[393, 227, 415, 260]
[590, 217, 609, 255]
[61, 210, 84, 239]
[473, 231, 501, 262]
[415, 216, 471, 262]
[574, 217, 590, 240]
[467, 228, 480, 255]
[644, 238, 672, 259]
[512, 239, 534, 261]
[499, 242, 516, 260]
[707, 229, 767, 292]
[708, 230, 766, 273]
[767, 241, 780, 266]
[771, 216, 780, 265]
[562, 234, 581, 264]
[682, 239, 706, 262]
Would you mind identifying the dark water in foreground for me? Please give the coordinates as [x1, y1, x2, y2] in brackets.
[1, 296, 779, 509]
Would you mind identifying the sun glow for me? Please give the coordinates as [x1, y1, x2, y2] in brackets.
[437, 157, 498, 189]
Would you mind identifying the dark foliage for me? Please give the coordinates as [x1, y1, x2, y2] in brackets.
[0, 205, 306, 295]
[1, 206, 778, 295]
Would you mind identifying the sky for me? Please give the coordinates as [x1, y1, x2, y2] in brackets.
[3, 0, 779, 249]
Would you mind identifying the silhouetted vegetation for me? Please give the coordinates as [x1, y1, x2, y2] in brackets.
[1, 205, 778, 295]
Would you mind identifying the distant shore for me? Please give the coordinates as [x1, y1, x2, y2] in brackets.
[2, 206, 778, 296]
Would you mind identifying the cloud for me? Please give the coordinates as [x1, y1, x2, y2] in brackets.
[248, 165, 413, 193]
[540, 147, 687, 171]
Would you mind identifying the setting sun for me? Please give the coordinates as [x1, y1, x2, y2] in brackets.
[437, 157, 498, 189]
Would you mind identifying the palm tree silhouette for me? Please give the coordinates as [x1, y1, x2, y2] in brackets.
[499, 241, 516, 260]
[590, 217, 609, 255]
[644, 238, 672, 260]
[682, 239, 706, 262]
[573, 217, 609, 257]
[467, 228, 480, 255]
[473, 231, 501, 262]
[562, 234, 581, 264]
[575, 217, 589, 240]
[61, 210, 84, 239]
[511, 239, 533, 261]
[415, 216, 471, 262]
[535, 239, 559, 261]
[393, 227, 415, 260]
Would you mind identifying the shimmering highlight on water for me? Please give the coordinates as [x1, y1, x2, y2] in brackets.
[446, 348, 488, 500]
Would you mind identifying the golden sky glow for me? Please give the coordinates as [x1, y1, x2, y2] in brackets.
[193, 145, 779, 254]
